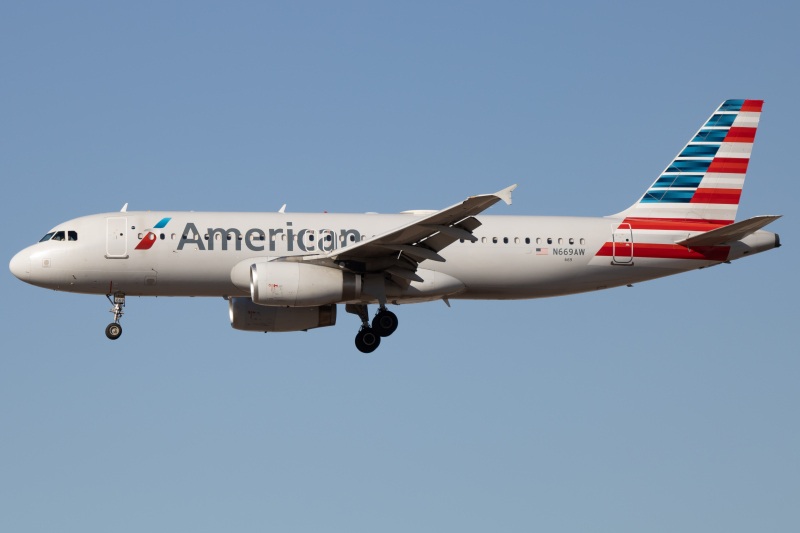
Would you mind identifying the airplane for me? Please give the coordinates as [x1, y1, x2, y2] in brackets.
[9, 100, 781, 353]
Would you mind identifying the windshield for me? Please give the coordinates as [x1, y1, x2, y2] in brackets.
[39, 232, 54, 242]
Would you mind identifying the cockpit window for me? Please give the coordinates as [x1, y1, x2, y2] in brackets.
[51, 231, 66, 241]
[39, 232, 55, 242]
[68, 231, 78, 241]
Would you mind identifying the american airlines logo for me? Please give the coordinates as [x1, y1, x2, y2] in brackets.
[134, 217, 172, 251]
[175, 222, 362, 253]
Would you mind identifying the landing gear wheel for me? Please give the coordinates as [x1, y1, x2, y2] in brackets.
[372, 309, 398, 337]
[355, 327, 381, 353]
[105, 323, 122, 340]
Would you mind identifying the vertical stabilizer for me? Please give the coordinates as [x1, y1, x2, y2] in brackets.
[612, 100, 763, 224]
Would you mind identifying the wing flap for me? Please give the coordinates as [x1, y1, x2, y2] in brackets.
[328, 185, 516, 266]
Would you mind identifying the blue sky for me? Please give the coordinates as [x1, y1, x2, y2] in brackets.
[1, 2, 798, 531]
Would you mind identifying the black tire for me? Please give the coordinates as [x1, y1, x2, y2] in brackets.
[355, 327, 381, 353]
[372, 310, 398, 337]
[105, 323, 122, 340]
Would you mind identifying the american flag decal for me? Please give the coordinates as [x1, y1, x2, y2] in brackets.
[536, 248, 548, 255]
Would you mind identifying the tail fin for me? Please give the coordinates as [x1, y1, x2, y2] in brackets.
[613, 100, 763, 224]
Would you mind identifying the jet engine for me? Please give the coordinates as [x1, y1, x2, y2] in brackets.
[250, 262, 361, 306]
[229, 297, 336, 332]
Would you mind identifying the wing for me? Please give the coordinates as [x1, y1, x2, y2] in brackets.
[303, 184, 517, 280]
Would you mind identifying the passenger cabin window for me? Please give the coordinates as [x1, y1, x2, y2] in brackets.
[525, 238, 530, 244]
[580, 238, 585, 245]
[558, 238, 563, 244]
[68, 231, 78, 241]
[138, 233, 143, 239]
[569, 238, 574, 245]
[492, 237, 498, 244]
[51, 231, 66, 241]
[171, 233, 176, 240]
[503, 237, 508, 244]
[536, 238, 542, 244]
[160, 233, 166, 240]
[547, 238, 552, 244]
[39, 232, 55, 242]
[481, 237, 487, 243]
[514, 237, 520, 244]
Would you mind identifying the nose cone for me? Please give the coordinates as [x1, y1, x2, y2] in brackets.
[9, 250, 30, 281]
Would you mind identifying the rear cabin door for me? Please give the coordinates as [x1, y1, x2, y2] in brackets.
[106, 217, 128, 258]
[612, 223, 633, 263]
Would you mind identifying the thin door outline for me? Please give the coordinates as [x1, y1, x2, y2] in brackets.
[613, 223, 633, 263]
[106, 217, 128, 258]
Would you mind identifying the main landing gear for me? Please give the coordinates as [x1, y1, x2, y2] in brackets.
[347, 304, 399, 353]
[105, 293, 125, 340]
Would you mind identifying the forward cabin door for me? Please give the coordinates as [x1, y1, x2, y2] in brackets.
[106, 217, 128, 258]
[612, 223, 633, 263]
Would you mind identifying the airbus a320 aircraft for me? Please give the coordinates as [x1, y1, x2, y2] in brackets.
[10, 100, 781, 352]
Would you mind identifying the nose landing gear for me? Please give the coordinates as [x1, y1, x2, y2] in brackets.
[105, 293, 125, 340]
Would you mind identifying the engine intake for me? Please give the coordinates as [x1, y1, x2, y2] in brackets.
[229, 297, 336, 332]
[250, 262, 361, 306]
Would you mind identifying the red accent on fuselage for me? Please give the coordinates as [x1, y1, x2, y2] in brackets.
[596, 242, 730, 261]
[621, 218, 732, 231]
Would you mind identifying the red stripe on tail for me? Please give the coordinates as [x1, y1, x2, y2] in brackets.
[690, 188, 742, 204]
[724, 127, 757, 143]
[740, 100, 763, 112]
[706, 158, 750, 174]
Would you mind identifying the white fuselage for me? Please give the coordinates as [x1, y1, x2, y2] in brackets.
[10, 211, 779, 303]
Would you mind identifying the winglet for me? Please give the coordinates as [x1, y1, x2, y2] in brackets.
[494, 184, 517, 205]
[120, 203, 128, 212]
[278, 204, 286, 213]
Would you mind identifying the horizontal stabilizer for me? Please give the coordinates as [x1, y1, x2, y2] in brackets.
[676, 215, 781, 247]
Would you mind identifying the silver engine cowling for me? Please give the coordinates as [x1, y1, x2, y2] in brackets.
[229, 297, 337, 332]
[250, 262, 361, 307]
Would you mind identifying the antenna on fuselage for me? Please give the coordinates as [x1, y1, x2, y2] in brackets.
[120, 203, 128, 212]
[278, 204, 286, 213]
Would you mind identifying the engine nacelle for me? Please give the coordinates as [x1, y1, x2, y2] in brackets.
[250, 262, 361, 306]
[229, 297, 336, 332]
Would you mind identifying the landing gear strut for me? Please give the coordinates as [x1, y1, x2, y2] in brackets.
[105, 293, 125, 340]
[372, 306, 398, 337]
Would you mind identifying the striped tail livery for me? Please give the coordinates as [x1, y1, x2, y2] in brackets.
[615, 99, 762, 224]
